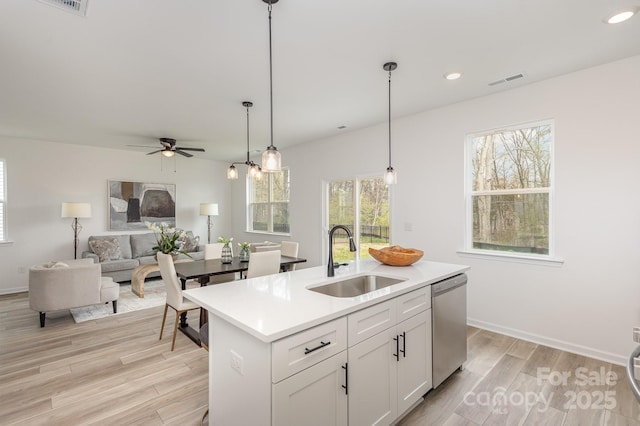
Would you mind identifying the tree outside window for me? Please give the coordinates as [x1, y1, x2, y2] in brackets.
[247, 168, 290, 234]
[467, 121, 553, 255]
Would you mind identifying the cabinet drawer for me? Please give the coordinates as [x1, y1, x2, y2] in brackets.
[396, 286, 430, 323]
[272, 317, 347, 383]
[348, 299, 396, 346]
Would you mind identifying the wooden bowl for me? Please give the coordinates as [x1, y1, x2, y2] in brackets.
[369, 246, 424, 266]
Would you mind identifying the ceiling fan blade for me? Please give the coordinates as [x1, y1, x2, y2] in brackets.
[146, 150, 162, 155]
[175, 150, 194, 158]
[175, 147, 205, 152]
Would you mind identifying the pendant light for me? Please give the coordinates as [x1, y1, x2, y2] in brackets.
[261, 0, 282, 172]
[383, 61, 398, 185]
[227, 101, 263, 180]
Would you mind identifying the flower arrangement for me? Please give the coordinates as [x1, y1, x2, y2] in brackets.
[218, 236, 233, 246]
[238, 242, 250, 251]
[146, 221, 190, 257]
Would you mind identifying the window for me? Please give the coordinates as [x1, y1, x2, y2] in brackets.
[247, 168, 290, 234]
[327, 176, 391, 262]
[466, 120, 553, 257]
[0, 159, 6, 242]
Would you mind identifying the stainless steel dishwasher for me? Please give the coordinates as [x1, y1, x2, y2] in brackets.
[432, 273, 467, 388]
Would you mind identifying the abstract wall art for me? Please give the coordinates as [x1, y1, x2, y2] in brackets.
[108, 181, 176, 230]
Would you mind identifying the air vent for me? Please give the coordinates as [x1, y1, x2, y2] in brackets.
[38, 0, 89, 16]
[488, 73, 525, 86]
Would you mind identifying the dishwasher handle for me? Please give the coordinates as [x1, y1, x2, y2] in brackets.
[431, 273, 467, 296]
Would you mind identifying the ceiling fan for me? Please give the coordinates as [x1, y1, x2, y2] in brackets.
[135, 138, 205, 158]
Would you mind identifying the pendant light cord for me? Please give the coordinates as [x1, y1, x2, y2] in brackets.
[268, 2, 274, 149]
[388, 70, 392, 168]
[246, 104, 250, 163]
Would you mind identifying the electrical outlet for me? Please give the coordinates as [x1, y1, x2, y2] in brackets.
[18, 266, 26, 274]
[404, 222, 413, 232]
[230, 350, 244, 375]
[634, 327, 640, 343]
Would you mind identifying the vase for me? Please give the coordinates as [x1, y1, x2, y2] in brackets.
[239, 247, 250, 262]
[221, 243, 233, 264]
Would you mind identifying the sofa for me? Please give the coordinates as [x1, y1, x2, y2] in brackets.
[29, 258, 119, 327]
[81, 232, 204, 283]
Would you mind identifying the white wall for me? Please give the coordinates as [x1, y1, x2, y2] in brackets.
[0, 138, 231, 294]
[232, 54, 640, 363]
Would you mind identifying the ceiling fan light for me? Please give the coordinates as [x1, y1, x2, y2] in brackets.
[227, 165, 238, 180]
[262, 145, 281, 172]
[162, 149, 175, 157]
[607, 10, 635, 24]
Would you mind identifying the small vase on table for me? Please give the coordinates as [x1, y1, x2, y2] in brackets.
[238, 242, 250, 262]
[221, 244, 232, 264]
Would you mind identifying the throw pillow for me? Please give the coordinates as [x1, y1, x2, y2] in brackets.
[180, 233, 200, 253]
[89, 237, 123, 262]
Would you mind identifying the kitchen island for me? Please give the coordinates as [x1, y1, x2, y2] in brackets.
[184, 258, 469, 426]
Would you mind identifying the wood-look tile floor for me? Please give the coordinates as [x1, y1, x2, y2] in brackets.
[2, 290, 639, 425]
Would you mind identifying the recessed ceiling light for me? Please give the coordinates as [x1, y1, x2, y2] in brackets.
[444, 72, 462, 81]
[606, 10, 636, 24]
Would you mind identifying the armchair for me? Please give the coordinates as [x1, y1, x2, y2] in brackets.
[29, 258, 119, 327]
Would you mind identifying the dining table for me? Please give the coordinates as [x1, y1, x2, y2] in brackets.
[173, 255, 307, 345]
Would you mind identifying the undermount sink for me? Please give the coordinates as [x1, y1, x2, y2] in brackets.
[308, 274, 406, 298]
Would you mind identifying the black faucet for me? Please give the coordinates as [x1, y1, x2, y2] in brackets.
[328, 225, 357, 277]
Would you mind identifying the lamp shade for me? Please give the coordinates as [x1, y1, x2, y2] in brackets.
[61, 202, 92, 218]
[200, 203, 219, 216]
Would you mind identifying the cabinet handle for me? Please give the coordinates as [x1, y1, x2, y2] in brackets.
[400, 331, 406, 358]
[304, 340, 330, 355]
[393, 335, 400, 361]
[342, 363, 348, 395]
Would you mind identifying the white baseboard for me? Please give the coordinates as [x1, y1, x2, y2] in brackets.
[0, 286, 28, 295]
[468, 317, 626, 366]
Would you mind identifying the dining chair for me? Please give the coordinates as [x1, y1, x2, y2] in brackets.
[203, 242, 238, 284]
[204, 243, 224, 260]
[157, 252, 201, 351]
[246, 250, 281, 279]
[280, 241, 299, 270]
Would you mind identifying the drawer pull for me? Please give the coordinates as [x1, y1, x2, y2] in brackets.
[393, 335, 400, 361]
[304, 340, 330, 355]
[342, 363, 348, 394]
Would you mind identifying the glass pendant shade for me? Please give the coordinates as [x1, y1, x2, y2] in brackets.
[227, 165, 238, 180]
[249, 163, 261, 177]
[262, 146, 281, 172]
[384, 167, 397, 185]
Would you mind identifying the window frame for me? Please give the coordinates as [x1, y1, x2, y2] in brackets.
[462, 119, 560, 264]
[246, 167, 291, 236]
[0, 159, 7, 243]
[323, 173, 393, 263]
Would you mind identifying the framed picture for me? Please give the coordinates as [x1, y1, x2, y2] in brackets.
[108, 181, 176, 231]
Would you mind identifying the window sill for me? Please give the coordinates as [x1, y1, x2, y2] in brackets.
[245, 230, 291, 237]
[456, 249, 564, 267]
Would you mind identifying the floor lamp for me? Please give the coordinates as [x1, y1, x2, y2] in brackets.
[61, 202, 92, 259]
[200, 203, 219, 244]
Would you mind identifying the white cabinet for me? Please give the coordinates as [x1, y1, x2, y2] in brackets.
[273, 351, 348, 426]
[397, 310, 431, 415]
[348, 287, 432, 426]
[348, 326, 398, 425]
[208, 285, 432, 426]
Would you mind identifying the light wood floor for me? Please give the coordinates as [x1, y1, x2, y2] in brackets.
[2, 290, 639, 425]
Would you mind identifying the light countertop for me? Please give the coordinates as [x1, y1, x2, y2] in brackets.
[183, 258, 469, 343]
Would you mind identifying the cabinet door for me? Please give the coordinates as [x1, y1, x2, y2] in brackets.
[397, 310, 432, 415]
[349, 328, 398, 426]
[272, 351, 348, 426]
